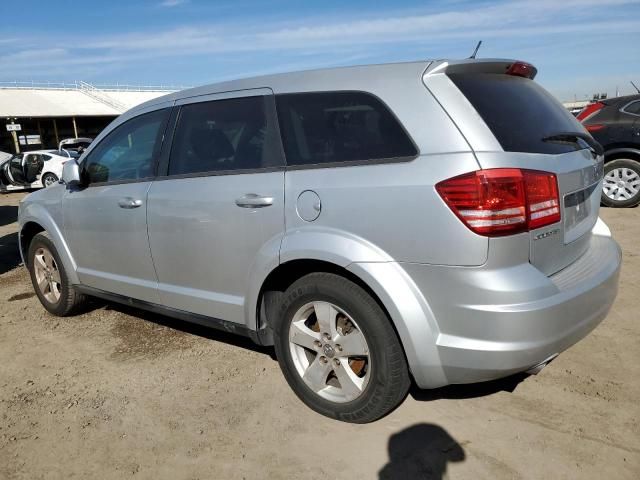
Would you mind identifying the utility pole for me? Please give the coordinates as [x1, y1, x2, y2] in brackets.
[53, 119, 59, 145]
[72, 116, 79, 138]
[8, 118, 20, 154]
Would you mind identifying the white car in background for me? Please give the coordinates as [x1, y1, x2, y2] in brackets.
[0, 138, 91, 191]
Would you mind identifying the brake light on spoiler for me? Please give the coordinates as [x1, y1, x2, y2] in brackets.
[505, 61, 536, 79]
[436, 169, 561, 236]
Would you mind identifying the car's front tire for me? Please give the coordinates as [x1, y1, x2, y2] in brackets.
[27, 232, 86, 316]
[273, 272, 410, 423]
[601, 158, 640, 208]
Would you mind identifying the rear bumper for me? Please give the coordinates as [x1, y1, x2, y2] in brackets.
[400, 226, 621, 387]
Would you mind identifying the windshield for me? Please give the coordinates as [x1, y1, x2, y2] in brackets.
[448, 73, 586, 154]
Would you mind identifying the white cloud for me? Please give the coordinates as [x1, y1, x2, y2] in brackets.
[59, 0, 637, 56]
[160, 0, 188, 7]
[0, 0, 637, 88]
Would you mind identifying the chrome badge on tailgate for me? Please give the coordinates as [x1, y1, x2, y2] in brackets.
[563, 159, 603, 244]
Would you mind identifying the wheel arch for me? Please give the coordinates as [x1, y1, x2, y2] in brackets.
[19, 221, 45, 263]
[253, 258, 447, 389]
[19, 206, 79, 284]
[256, 258, 396, 340]
[41, 171, 59, 182]
[604, 146, 640, 162]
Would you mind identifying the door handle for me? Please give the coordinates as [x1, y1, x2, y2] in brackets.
[118, 198, 143, 209]
[235, 194, 274, 208]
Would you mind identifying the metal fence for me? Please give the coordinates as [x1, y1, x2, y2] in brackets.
[0, 80, 187, 92]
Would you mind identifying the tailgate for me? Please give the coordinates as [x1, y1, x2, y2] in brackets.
[424, 59, 604, 275]
[476, 149, 603, 275]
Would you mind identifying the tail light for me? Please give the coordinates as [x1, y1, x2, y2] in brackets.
[436, 169, 561, 236]
[577, 101, 604, 122]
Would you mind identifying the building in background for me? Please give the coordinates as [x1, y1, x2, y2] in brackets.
[0, 82, 182, 154]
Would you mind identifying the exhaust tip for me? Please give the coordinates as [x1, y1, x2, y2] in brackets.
[525, 353, 559, 375]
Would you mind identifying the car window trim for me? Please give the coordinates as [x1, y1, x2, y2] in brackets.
[154, 165, 286, 181]
[620, 100, 640, 117]
[82, 107, 171, 188]
[82, 88, 422, 185]
[274, 89, 420, 169]
[153, 105, 180, 179]
[282, 154, 419, 171]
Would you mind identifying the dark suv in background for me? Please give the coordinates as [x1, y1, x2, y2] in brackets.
[578, 94, 640, 207]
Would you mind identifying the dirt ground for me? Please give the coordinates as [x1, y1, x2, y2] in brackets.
[0, 191, 638, 480]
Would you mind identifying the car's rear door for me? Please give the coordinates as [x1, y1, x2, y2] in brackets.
[146, 89, 285, 325]
[621, 99, 640, 142]
[63, 106, 171, 303]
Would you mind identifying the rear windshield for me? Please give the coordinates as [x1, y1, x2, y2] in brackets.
[449, 73, 585, 154]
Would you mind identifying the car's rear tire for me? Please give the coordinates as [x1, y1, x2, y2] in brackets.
[27, 232, 86, 316]
[601, 158, 640, 208]
[41, 173, 59, 188]
[273, 272, 410, 423]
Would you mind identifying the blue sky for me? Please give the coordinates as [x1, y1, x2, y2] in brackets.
[1, 0, 639, 101]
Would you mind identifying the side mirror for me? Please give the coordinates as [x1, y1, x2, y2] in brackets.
[62, 159, 82, 186]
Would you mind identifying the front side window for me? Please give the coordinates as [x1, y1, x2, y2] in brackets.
[83, 109, 168, 184]
[168, 95, 281, 176]
[276, 91, 417, 166]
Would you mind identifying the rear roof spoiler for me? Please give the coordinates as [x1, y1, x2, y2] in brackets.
[426, 59, 538, 80]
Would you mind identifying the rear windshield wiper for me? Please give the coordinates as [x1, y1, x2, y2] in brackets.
[541, 131, 604, 156]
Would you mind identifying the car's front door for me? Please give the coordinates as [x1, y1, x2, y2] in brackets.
[63, 107, 171, 303]
[5, 153, 44, 186]
[147, 90, 285, 325]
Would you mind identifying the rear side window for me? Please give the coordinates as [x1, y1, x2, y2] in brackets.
[168, 96, 282, 176]
[622, 100, 640, 115]
[449, 74, 585, 154]
[276, 91, 417, 166]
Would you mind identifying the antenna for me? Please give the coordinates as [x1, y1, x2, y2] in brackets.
[631, 81, 640, 94]
[469, 40, 482, 59]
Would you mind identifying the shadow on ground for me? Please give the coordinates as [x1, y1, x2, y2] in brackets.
[410, 372, 529, 401]
[0, 205, 18, 227]
[379, 423, 466, 479]
[0, 232, 21, 274]
[94, 300, 277, 360]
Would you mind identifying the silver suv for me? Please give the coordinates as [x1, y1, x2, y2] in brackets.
[18, 59, 621, 423]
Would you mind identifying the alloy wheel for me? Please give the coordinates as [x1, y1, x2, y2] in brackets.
[33, 247, 62, 304]
[288, 301, 371, 403]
